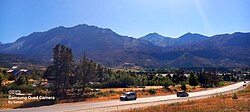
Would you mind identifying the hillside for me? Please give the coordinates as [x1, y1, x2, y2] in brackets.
[0, 24, 163, 67]
[0, 24, 249, 68]
[139, 32, 208, 47]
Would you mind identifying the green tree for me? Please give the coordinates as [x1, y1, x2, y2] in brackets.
[30, 68, 43, 81]
[189, 72, 199, 87]
[119, 75, 135, 87]
[2, 70, 7, 75]
[76, 53, 97, 94]
[96, 64, 105, 82]
[0, 74, 3, 86]
[44, 44, 73, 97]
[181, 83, 187, 91]
[198, 72, 221, 88]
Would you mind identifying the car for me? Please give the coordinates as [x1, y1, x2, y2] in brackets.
[243, 81, 247, 86]
[120, 92, 137, 101]
[177, 91, 189, 97]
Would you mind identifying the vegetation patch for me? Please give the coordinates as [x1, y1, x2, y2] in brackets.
[148, 89, 156, 95]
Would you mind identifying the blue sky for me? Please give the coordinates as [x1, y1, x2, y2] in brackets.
[0, 0, 250, 43]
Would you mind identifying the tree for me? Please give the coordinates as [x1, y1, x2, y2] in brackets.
[172, 74, 179, 84]
[96, 64, 105, 82]
[164, 77, 173, 89]
[30, 68, 43, 81]
[198, 72, 221, 88]
[197, 71, 206, 87]
[75, 53, 97, 94]
[0, 74, 3, 86]
[189, 72, 199, 87]
[181, 83, 187, 91]
[44, 44, 73, 97]
[119, 75, 135, 87]
[177, 70, 186, 84]
[15, 74, 27, 85]
[2, 70, 7, 75]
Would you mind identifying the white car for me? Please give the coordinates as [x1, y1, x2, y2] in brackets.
[243, 81, 247, 87]
[120, 92, 137, 101]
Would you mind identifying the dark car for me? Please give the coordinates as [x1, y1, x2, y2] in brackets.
[177, 91, 189, 97]
[120, 92, 137, 101]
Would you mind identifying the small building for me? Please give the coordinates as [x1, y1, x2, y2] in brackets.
[6, 67, 29, 80]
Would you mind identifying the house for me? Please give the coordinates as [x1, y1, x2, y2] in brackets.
[6, 66, 30, 80]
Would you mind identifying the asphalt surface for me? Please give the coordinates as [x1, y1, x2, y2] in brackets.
[1, 81, 248, 112]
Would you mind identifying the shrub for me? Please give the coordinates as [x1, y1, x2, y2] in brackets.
[239, 90, 250, 93]
[84, 87, 92, 93]
[142, 88, 145, 92]
[109, 89, 115, 93]
[232, 93, 238, 99]
[148, 88, 156, 94]
[170, 102, 179, 106]
[0, 84, 37, 94]
[218, 81, 225, 86]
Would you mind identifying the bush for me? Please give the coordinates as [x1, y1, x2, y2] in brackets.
[148, 88, 156, 94]
[218, 81, 225, 86]
[181, 83, 187, 91]
[109, 89, 115, 93]
[239, 90, 250, 93]
[142, 88, 145, 92]
[232, 93, 238, 99]
[84, 87, 92, 93]
[96, 91, 110, 97]
[0, 83, 37, 94]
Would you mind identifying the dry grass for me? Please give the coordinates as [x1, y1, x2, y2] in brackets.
[0, 95, 40, 109]
[124, 85, 250, 112]
[80, 84, 227, 103]
[100, 86, 164, 92]
[85, 85, 204, 102]
[0, 83, 238, 109]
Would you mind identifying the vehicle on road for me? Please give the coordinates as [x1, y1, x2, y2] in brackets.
[243, 81, 247, 87]
[177, 91, 189, 97]
[120, 92, 137, 101]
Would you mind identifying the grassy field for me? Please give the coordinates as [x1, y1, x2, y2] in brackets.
[124, 85, 250, 112]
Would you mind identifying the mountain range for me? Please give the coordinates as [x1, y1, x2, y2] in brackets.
[139, 32, 208, 47]
[0, 24, 249, 68]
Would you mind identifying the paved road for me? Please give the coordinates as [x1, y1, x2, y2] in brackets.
[1, 81, 248, 112]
